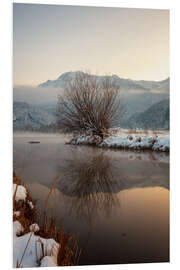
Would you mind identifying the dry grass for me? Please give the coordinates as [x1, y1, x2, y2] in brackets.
[13, 171, 81, 267]
[13, 172, 37, 234]
[122, 129, 167, 135]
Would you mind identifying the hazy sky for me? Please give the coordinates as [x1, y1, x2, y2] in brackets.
[13, 3, 169, 86]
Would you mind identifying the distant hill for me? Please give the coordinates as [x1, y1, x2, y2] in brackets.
[13, 99, 169, 131]
[124, 99, 169, 130]
[13, 102, 56, 130]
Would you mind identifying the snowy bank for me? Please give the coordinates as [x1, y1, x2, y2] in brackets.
[13, 173, 80, 268]
[101, 134, 169, 152]
[67, 130, 169, 152]
[13, 179, 58, 267]
[13, 221, 59, 267]
[13, 184, 27, 202]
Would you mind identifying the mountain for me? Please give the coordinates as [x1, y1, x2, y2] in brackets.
[38, 71, 169, 93]
[13, 72, 170, 131]
[38, 71, 79, 88]
[13, 102, 56, 130]
[124, 99, 169, 130]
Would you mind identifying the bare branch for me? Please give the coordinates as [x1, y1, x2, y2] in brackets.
[57, 72, 124, 138]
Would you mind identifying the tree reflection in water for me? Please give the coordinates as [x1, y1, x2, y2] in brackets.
[57, 151, 121, 225]
[57, 148, 169, 226]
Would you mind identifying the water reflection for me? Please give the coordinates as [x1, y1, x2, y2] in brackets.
[56, 149, 169, 225]
[57, 152, 120, 224]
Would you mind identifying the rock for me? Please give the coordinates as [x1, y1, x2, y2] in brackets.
[127, 135, 133, 141]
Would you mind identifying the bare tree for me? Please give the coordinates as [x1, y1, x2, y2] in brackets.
[57, 72, 124, 139]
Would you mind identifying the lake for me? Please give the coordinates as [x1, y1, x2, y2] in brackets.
[13, 133, 169, 265]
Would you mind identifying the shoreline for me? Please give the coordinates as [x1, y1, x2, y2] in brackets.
[13, 172, 81, 268]
[13, 129, 169, 152]
[67, 131, 170, 152]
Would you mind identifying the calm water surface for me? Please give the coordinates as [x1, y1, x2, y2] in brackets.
[13, 133, 169, 265]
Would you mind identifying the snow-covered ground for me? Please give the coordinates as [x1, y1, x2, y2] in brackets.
[13, 184, 27, 202]
[13, 221, 59, 267]
[13, 183, 59, 268]
[68, 129, 170, 152]
[101, 130, 169, 152]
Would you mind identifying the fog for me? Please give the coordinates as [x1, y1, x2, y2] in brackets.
[14, 85, 168, 105]
[13, 85, 169, 123]
[13, 86, 63, 105]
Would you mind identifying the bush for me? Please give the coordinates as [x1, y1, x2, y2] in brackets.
[57, 72, 124, 139]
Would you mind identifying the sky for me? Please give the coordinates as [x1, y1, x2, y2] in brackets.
[13, 3, 169, 86]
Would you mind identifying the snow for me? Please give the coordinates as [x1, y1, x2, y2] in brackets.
[14, 211, 20, 217]
[68, 129, 170, 152]
[101, 133, 169, 152]
[28, 200, 34, 209]
[152, 136, 170, 151]
[13, 221, 59, 268]
[29, 223, 40, 233]
[13, 184, 27, 202]
[68, 134, 102, 146]
[40, 256, 57, 267]
[13, 184, 59, 267]
[13, 221, 24, 238]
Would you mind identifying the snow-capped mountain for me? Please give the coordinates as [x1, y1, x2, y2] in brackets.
[38, 72, 79, 88]
[38, 71, 169, 92]
[13, 72, 170, 131]
[13, 102, 56, 130]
